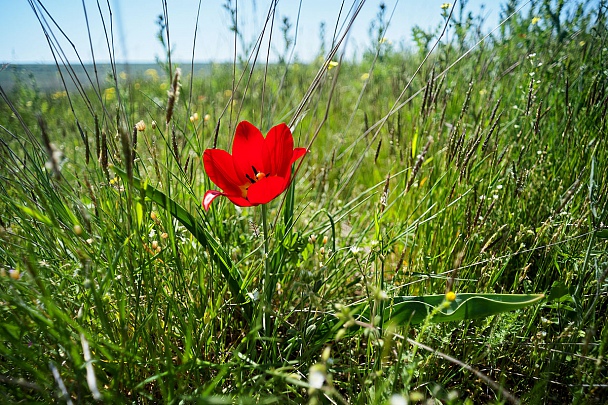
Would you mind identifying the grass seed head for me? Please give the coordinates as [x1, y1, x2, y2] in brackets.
[165, 68, 182, 125]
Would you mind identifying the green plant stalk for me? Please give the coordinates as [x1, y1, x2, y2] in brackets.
[261, 203, 271, 333]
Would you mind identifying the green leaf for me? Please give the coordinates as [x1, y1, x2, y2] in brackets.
[135, 200, 144, 227]
[314, 293, 545, 343]
[547, 281, 570, 302]
[17, 205, 54, 227]
[345, 293, 545, 328]
[411, 128, 418, 159]
[113, 167, 251, 320]
[382, 293, 545, 325]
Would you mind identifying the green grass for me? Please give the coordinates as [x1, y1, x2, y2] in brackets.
[1, 0, 607, 403]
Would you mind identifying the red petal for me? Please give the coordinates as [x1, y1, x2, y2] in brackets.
[247, 176, 289, 205]
[203, 190, 223, 211]
[226, 195, 254, 207]
[291, 147, 307, 164]
[203, 149, 245, 195]
[263, 123, 293, 177]
[232, 121, 265, 179]
[203, 190, 254, 209]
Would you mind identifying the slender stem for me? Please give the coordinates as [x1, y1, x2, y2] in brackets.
[261, 204, 271, 331]
[261, 204, 270, 264]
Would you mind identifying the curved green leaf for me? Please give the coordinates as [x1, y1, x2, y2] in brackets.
[311, 293, 544, 346]
[113, 167, 251, 320]
[381, 293, 545, 325]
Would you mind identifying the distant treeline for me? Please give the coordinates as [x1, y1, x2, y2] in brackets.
[0, 62, 214, 93]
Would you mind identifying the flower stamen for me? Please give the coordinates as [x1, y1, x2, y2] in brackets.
[248, 166, 267, 182]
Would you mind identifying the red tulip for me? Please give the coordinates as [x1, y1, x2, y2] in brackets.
[202, 121, 307, 211]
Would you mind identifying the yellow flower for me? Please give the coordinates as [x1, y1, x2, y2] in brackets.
[326, 61, 339, 70]
[145, 68, 159, 81]
[531, 17, 541, 25]
[51, 91, 67, 100]
[441, 3, 451, 9]
[360, 72, 370, 81]
[103, 87, 115, 101]
[445, 291, 456, 302]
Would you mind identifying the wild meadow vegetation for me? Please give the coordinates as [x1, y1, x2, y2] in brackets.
[1, 0, 607, 403]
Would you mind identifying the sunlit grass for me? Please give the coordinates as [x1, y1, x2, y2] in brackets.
[1, 0, 607, 403]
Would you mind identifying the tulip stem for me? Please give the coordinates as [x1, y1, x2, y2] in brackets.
[261, 204, 271, 332]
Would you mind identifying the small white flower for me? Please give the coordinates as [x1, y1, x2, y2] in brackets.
[247, 290, 259, 302]
[390, 393, 407, 405]
[309, 369, 325, 389]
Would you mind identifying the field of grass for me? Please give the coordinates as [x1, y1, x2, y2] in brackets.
[1, 0, 607, 403]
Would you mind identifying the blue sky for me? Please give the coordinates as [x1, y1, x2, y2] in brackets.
[1, 0, 508, 64]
